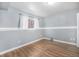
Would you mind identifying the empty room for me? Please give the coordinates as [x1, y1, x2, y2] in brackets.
[0, 2, 79, 57]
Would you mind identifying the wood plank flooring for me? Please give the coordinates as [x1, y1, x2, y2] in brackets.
[0, 39, 79, 57]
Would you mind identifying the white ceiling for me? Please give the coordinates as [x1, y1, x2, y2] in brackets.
[9, 2, 79, 17]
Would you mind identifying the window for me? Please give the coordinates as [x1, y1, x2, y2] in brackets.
[28, 19, 34, 28]
[20, 15, 39, 29]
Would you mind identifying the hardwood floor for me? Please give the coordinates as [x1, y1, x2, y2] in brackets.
[0, 39, 79, 57]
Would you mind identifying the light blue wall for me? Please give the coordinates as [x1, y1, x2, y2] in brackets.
[39, 18, 45, 28]
[0, 7, 44, 52]
[0, 8, 19, 28]
[0, 30, 42, 52]
[44, 9, 78, 43]
[44, 29, 77, 43]
[44, 9, 78, 27]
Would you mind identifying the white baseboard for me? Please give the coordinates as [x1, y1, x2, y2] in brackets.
[44, 38, 76, 46]
[39, 37, 50, 40]
[77, 43, 79, 47]
[53, 39, 76, 46]
[0, 38, 45, 55]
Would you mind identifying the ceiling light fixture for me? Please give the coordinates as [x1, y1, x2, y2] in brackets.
[47, 2, 56, 5]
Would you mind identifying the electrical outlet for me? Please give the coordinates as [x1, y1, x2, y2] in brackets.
[70, 38, 75, 41]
